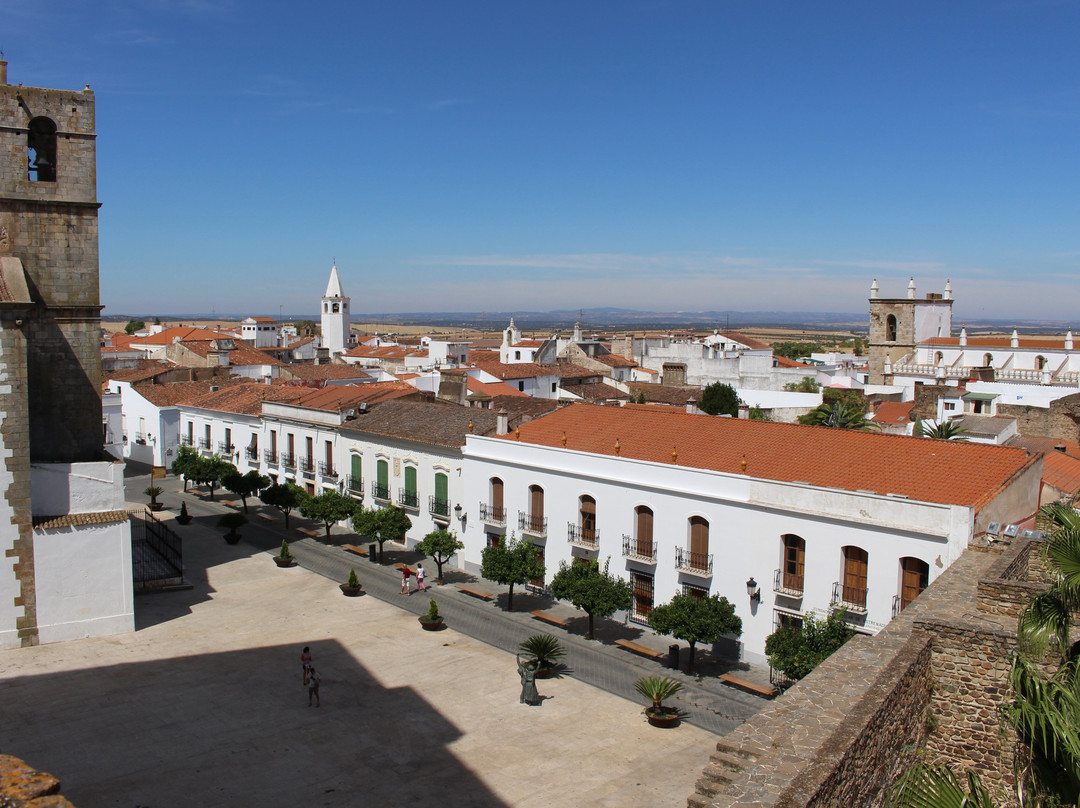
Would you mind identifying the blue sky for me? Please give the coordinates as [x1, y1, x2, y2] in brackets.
[6, 1, 1079, 320]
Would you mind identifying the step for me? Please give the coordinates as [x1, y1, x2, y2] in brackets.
[707, 750, 749, 774]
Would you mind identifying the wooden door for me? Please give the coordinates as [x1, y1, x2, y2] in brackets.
[842, 547, 868, 608]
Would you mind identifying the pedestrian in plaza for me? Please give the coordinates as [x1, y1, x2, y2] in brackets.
[415, 563, 427, 593]
[301, 646, 312, 686]
[400, 565, 412, 595]
[308, 667, 321, 707]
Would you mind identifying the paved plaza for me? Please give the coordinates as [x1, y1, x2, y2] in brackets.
[0, 473, 770, 808]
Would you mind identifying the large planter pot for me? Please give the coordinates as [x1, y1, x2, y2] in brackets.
[340, 584, 362, 597]
[535, 665, 554, 679]
[224, 533, 241, 545]
[175, 516, 192, 526]
[418, 617, 444, 631]
[274, 556, 294, 568]
[148, 502, 164, 512]
[644, 707, 680, 728]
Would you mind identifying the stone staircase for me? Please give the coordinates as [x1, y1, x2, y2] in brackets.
[687, 739, 763, 808]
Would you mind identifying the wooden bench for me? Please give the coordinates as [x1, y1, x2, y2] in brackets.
[719, 673, 777, 698]
[530, 610, 569, 629]
[297, 528, 320, 538]
[342, 544, 368, 557]
[614, 638, 665, 661]
[456, 584, 494, 601]
[257, 513, 275, 522]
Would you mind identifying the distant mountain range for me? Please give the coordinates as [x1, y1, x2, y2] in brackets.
[103, 307, 1077, 334]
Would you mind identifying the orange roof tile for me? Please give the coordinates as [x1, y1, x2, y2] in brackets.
[177, 340, 284, 366]
[591, 353, 637, 368]
[286, 381, 420, 412]
[871, 401, 915, 424]
[1041, 451, 1080, 495]
[467, 376, 529, 398]
[924, 336, 1074, 350]
[470, 352, 560, 380]
[720, 331, 771, 351]
[132, 379, 256, 407]
[128, 327, 237, 347]
[497, 404, 1037, 508]
[186, 384, 306, 415]
[774, 356, 813, 368]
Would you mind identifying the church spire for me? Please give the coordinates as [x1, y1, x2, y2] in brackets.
[325, 264, 345, 298]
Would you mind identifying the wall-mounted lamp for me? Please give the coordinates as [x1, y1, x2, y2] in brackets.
[746, 577, 761, 604]
[454, 503, 463, 519]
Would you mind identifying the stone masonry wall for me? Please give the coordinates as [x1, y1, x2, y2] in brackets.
[999, 395, 1080, 445]
[0, 753, 74, 806]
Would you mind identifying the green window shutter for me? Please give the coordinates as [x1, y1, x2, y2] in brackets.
[435, 473, 448, 504]
[351, 455, 362, 480]
[405, 466, 417, 495]
[377, 459, 388, 489]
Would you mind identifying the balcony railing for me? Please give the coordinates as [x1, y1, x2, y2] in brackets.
[198, 437, 211, 450]
[774, 568, 804, 597]
[518, 511, 547, 537]
[345, 475, 364, 497]
[622, 534, 657, 563]
[245, 446, 259, 461]
[280, 452, 296, 469]
[318, 461, 337, 479]
[398, 489, 420, 509]
[181, 435, 194, 447]
[371, 482, 390, 501]
[299, 457, 315, 476]
[479, 503, 506, 526]
[832, 581, 868, 614]
[892, 594, 903, 619]
[217, 442, 234, 455]
[567, 523, 599, 550]
[675, 547, 713, 576]
[264, 449, 278, 465]
[135, 432, 146, 443]
[429, 496, 451, 519]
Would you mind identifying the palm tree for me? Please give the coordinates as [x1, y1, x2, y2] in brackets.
[887, 763, 997, 808]
[799, 399, 877, 430]
[1018, 502, 1080, 659]
[914, 419, 968, 441]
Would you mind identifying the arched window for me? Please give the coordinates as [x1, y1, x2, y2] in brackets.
[579, 495, 596, 543]
[635, 506, 653, 557]
[689, 516, 709, 564]
[488, 477, 504, 521]
[934, 351, 944, 365]
[402, 466, 418, 507]
[885, 314, 897, 342]
[433, 472, 448, 513]
[514, 350, 521, 360]
[1036, 355, 1047, 370]
[332, 302, 340, 313]
[983, 353, 993, 367]
[842, 546, 868, 609]
[27, 117, 57, 182]
[375, 459, 389, 500]
[781, 534, 805, 594]
[899, 557, 929, 611]
[524, 484, 544, 533]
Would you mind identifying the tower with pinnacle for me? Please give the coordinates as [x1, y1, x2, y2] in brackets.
[320, 264, 351, 357]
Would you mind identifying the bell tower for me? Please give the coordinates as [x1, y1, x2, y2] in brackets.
[320, 264, 350, 357]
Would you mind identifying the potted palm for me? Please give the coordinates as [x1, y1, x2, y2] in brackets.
[419, 598, 444, 630]
[175, 501, 192, 525]
[217, 512, 247, 544]
[518, 634, 566, 678]
[275, 540, 294, 568]
[340, 568, 362, 596]
[633, 675, 684, 728]
[144, 485, 164, 512]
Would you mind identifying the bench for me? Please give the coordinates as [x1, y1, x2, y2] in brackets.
[614, 638, 665, 661]
[530, 610, 569, 628]
[719, 673, 777, 698]
[456, 584, 494, 601]
[342, 544, 368, 557]
[257, 513, 275, 522]
[297, 528, 320, 538]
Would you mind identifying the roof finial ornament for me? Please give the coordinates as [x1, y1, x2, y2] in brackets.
[741, 455, 747, 473]
[614, 438, 621, 457]
[514, 427, 520, 441]
[870, 278, 879, 299]
[907, 277, 916, 299]
[671, 446, 678, 465]
[944, 279, 952, 300]
[468, 420, 474, 434]
[561, 431, 567, 447]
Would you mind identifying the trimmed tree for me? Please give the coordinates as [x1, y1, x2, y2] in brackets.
[764, 608, 854, 681]
[698, 382, 742, 417]
[299, 490, 358, 539]
[259, 483, 306, 528]
[217, 512, 248, 542]
[413, 528, 465, 584]
[124, 319, 145, 335]
[549, 557, 632, 640]
[171, 444, 200, 491]
[480, 532, 544, 612]
[648, 593, 742, 675]
[221, 469, 271, 513]
[352, 505, 413, 562]
[187, 455, 236, 500]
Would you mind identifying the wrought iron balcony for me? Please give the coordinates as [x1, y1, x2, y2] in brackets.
[198, 437, 211, 450]
[567, 523, 599, 550]
[371, 482, 390, 501]
[398, 489, 420, 509]
[280, 452, 296, 469]
[518, 511, 547, 537]
[429, 496, 450, 519]
[831, 581, 868, 614]
[180, 435, 194, 447]
[479, 503, 506, 526]
[245, 446, 259, 461]
[135, 432, 146, 443]
[299, 457, 315, 475]
[674, 547, 713, 576]
[345, 475, 364, 497]
[264, 449, 278, 465]
[217, 442, 234, 455]
[622, 534, 657, 563]
[318, 461, 337, 479]
[774, 568, 804, 598]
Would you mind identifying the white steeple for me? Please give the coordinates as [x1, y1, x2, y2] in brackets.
[907, 277, 916, 299]
[943, 279, 952, 300]
[1010, 329, 1019, 348]
[870, 278, 879, 299]
[321, 263, 351, 357]
[959, 327, 967, 347]
[1066, 330, 1074, 350]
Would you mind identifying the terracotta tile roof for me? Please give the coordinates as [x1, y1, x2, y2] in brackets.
[186, 384, 306, 416]
[128, 327, 236, 347]
[497, 403, 1038, 508]
[34, 510, 129, 530]
[487, 395, 561, 420]
[590, 353, 637, 368]
[467, 376, 529, 398]
[343, 345, 428, 360]
[286, 381, 420, 412]
[924, 336, 1074, 350]
[514, 339, 546, 348]
[774, 356, 813, 368]
[132, 379, 256, 407]
[178, 340, 284, 366]
[871, 401, 915, 424]
[1042, 450, 1080, 495]
[1007, 436, 1080, 459]
[562, 381, 629, 402]
[247, 317, 276, 322]
[104, 360, 174, 384]
[341, 401, 499, 448]
[553, 362, 601, 380]
[626, 382, 698, 406]
[721, 332, 771, 351]
[470, 352, 560, 380]
[279, 364, 375, 382]
[105, 332, 139, 349]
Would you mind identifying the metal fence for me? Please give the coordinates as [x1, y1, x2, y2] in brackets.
[130, 508, 184, 591]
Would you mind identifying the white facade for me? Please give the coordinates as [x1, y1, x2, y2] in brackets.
[635, 335, 809, 390]
[460, 435, 1033, 665]
[108, 381, 182, 468]
[321, 264, 351, 357]
[241, 317, 278, 348]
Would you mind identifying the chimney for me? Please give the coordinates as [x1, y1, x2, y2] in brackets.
[496, 409, 509, 436]
[686, 399, 697, 415]
[738, 404, 749, 419]
[0, 60, 7, 86]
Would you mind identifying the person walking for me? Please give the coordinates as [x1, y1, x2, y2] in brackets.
[301, 646, 312, 686]
[400, 565, 411, 596]
[415, 563, 427, 593]
[308, 667, 321, 707]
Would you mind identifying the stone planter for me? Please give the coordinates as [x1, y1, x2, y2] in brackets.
[340, 584, 362, 597]
[274, 556, 294, 568]
[175, 515, 192, 526]
[418, 617, 444, 631]
[224, 533, 241, 545]
[644, 707, 679, 728]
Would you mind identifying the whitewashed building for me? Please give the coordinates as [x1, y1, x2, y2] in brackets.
[460, 404, 1041, 664]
